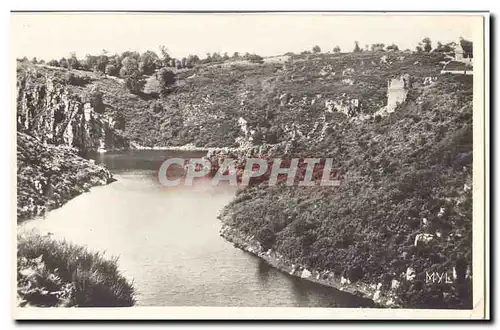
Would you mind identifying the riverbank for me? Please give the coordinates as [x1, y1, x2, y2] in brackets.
[219, 220, 401, 308]
[17, 133, 136, 307]
[129, 141, 240, 153]
[17, 133, 116, 222]
[17, 231, 135, 307]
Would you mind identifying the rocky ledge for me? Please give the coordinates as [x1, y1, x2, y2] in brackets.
[17, 132, 115, 221]
[219, 220, 401, 308]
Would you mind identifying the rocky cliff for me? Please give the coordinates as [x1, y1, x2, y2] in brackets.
[16, 66, 129, 153]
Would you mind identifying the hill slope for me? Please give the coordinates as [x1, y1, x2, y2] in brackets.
[17, 50, 472, 308]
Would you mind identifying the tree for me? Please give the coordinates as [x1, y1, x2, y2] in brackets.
[422, 37, 432, 52]
[139, 50, 159, 75]
[204, 53, 212, 63]
[353, 41, 362, 53]
[333, 46, 341, 53]
[232, 52, 240, 59]
[31, 57, 38, 64]
[120, 56, 139, 77]
[371, 43, 385, 52]
[83, 54, 98, 71]
[68, 53, 81, 70]
[157, 67, 176, 95]
[124, 72, 145, 94]
[222, 52, 230, 60]
[96, 55, 109, 73]
[59, 58, 69, 69]
[248, 54, 264, 64]
[159, 46, 171, 67]
[212, 52, 222, 62]
[435, 42, 453, 53]
[105, 64, 118, 76]
[386, 44, 399, 51]
[312, 45, 321, 53]
[47, 59, 59, 67]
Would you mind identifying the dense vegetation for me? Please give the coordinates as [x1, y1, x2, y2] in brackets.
[219, 75, 473, 308]
[18, 231, 135, 307]
[18, 50, 447, 149]
[17, 37, 473, 308]
[17, 132, 115, 221]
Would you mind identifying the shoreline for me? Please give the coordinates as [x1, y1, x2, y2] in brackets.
[219, 221, 401, 308]
[123, 142, 241, 153]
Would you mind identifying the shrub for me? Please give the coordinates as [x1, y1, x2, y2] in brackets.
[124, 73, 146, 95]
[17, 232, 135, 307]
[248, 54, 264, 64]
[105, 64, 118, 76]
[157, 68, 176, 96]
[64, 72, 92, 86]
[255, 226, 276, 250]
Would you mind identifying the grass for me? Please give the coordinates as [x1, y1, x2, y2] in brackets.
[17, 231, 135, 307]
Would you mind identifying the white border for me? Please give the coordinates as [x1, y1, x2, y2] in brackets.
[2, 5, 491, 325]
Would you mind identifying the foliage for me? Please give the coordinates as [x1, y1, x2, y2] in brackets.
[220, 75, 473, 309]
[157, 67, 177, 95]
[18, 232, 135, 307]
[312, 45, 321, 53]
[422, 37, 432, 52]
[139, 50, 160, 75]
[371, 43, 385, 52]
[124, 72, 146, 94]
[105, 64, 118, 76]
[64, 72, 92, 86]
[353, 41, 362, 53]
[386, 44, 399, 51]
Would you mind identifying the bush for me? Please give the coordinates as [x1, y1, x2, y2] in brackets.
[124, 73, 146, 95]
[255, 226, 276, 251]
[64, 72, 92, 86]
[17, 232, 135, 307]
[105, 64, 118, 76]
[248, 54, 264, 64]
[157, 68, 176, 95]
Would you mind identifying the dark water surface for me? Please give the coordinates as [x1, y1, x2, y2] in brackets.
[21, 150, 373, 307]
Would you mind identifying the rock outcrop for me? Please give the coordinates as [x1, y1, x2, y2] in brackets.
[16, 69, 128, 153]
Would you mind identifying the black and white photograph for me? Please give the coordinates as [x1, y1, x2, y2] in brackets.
[11, 11, 488, 320]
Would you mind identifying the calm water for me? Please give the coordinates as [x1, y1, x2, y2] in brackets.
[20, 150, 373, 307]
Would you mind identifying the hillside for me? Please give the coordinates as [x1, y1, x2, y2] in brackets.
[17, 132, 115, 221]
[218, 74, 473, 308]
[16, 49, 472, 308]
[18, 51, 446, 150]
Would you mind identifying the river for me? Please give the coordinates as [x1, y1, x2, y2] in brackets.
[19, 150, 373, 307]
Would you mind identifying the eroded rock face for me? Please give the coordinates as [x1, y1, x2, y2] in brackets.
[16, 71, 128, 153]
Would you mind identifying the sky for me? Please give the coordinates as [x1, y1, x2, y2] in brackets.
[11, 13, 482, 61]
